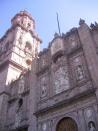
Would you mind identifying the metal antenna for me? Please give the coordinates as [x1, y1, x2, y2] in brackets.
[56, 12, 61, 36]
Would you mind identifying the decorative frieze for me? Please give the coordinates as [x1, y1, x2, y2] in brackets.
[69, 53, 89, 85]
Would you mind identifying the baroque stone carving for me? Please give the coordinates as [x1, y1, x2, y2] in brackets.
[75, 65, 84, 80]
[72, 56, 85, 82]
[54, 66, 70, 94]
[40, 76, 48, 98]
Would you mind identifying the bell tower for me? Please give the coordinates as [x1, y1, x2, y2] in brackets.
[0, 10, 42, 92]
[0, 11, 41, 129]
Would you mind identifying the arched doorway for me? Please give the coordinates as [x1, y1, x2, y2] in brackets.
[56, 117, 78, 131]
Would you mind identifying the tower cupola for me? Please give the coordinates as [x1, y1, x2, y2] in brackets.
[0, 11, 42, 87]
[11, 10, 35, 31]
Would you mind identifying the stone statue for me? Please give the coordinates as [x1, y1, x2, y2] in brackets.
[89, 122, 96, 131]
[77, 65, 84, 80]
[79, 18, 85, 25]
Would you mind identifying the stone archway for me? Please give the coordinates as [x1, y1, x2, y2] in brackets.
[56, 117, 78, 131]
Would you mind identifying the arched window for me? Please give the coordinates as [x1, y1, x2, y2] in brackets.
[25, 41, 32, 51]
[24, 42, 32, 55]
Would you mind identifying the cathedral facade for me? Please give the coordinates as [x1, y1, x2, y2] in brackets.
[0, 11, 98, 131]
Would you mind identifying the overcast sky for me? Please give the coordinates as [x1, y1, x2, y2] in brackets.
[0, 0, 98, 49]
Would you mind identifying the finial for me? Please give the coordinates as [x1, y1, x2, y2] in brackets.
[79, 18, 85, 26]
[95, 21, 98, 27]
[90, 23, 95, 28]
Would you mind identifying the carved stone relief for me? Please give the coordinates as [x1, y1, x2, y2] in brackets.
[39, 54, 48, 70]
[70, 54, 87, 84]
[74, 57, 85, 81]
[54, 66, 70, 94]
[22, 16, 28, 27]
[40, 74, 48, 98]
